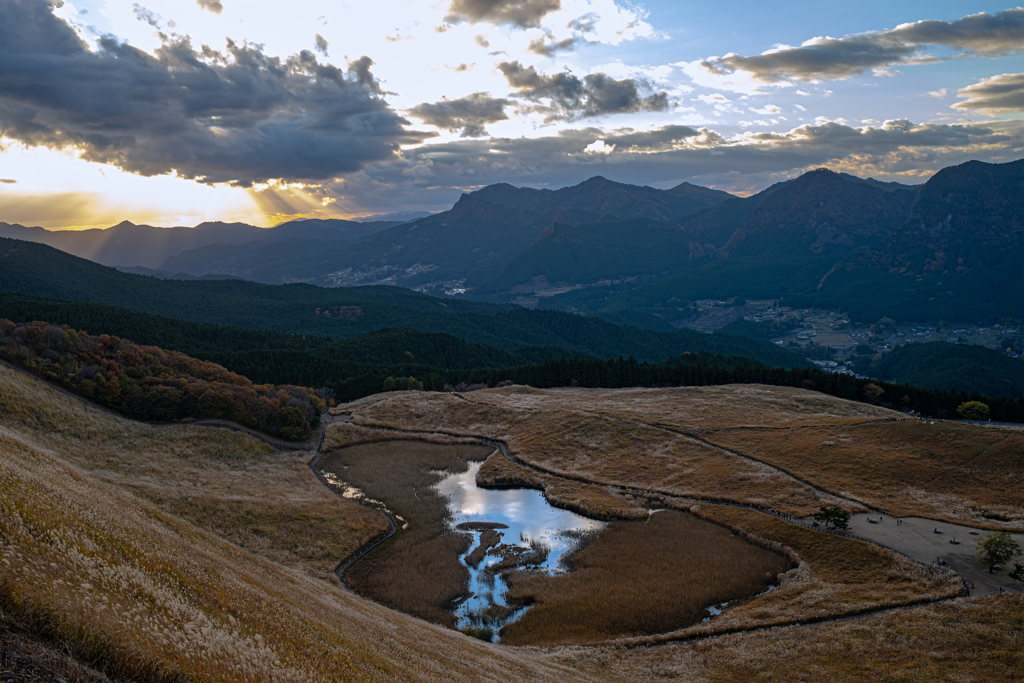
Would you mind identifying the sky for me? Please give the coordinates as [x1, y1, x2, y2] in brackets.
[0, 0, 1021, 229]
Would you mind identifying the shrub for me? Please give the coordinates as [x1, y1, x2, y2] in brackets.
[957, 401, 990, 420]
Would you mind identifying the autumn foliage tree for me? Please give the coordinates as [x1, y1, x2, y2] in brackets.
[0, 318, 325, 440]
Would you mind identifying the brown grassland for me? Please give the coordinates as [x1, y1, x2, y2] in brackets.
[696, 421, 1024, 529]
[552, 594, 1024, 682]
[501, 510, 796, 646]
[345, 387, 860, 516]
[318, 439, 494, 627]
[346, 385, 1024, 527]
[1, 368, 1022, 681]
[473, 453, 962, 640]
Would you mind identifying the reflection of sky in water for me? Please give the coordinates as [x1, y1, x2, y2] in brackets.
[434, 461, 606, 637]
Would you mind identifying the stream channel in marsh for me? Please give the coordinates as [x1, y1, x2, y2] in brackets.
[434, 460, 606, 638]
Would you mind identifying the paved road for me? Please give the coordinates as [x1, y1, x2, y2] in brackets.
[841, 513, 1023, 596]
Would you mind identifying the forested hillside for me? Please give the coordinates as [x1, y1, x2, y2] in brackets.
[0, 317, 325, 439]
[811, 159, 1023, 322]
[851, 342, 1024, 398]
[0, 238, 807, 368]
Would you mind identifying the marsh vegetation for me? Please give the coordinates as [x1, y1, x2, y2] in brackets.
[318, 439, 495, 627]
[500, 510, 795, 645]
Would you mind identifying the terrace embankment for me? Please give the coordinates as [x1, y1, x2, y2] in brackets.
[318, 439, 495, 627]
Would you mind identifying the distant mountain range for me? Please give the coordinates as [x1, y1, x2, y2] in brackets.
[0, 216, 406, 270]
[2, 159, 1019, 326]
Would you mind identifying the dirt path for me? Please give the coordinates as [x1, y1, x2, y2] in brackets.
[838, 513, 1023, 597]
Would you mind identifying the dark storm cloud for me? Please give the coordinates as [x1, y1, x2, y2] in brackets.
[407, 93, 509, 137]
[445, 0, 561, 29]
[705, 8, 1024, 83]
[498, 61, 669, 122]
[0, 1, 429, 186]
[953, 73, 1024, 115]
[196, 0, 222, 14]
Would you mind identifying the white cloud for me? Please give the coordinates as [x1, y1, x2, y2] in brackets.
[583, 139, 615, 154]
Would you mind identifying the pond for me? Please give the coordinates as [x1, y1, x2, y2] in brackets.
[433, 460, 606, 638]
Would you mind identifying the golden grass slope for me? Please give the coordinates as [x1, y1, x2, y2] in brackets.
[0, 369, 1019, 682]
[0, 365, 586, 681]
[553, 594, 1024, 682]
[698, 421, 1024, 528]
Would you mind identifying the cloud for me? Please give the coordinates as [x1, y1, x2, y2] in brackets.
[0, 178, 17, 184]
[408, 93, 509, 137]
[952, 72, 1024, 115]
[583, 139, 614, 154]
[0, 1, 429, 187]
[498, 61, 669, 121]
[133, 4, 163, 29]
[324, 117, 1022, 212]
[927, 87, 948, 98]
[749, 104, 782, 115]
[314, 33, 329, 56]
[444, 0, 561, 29]
[699, 9, 1024, 84]
[195, 0, 222, 14]
[528, 33, 579, 56]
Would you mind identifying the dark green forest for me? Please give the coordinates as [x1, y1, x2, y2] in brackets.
[850, 342, 1023, 398]
[1, 291, 1019, 424]
[0, 237, 806, 368]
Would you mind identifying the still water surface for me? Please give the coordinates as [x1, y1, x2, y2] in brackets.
[434, 460, 606, 636]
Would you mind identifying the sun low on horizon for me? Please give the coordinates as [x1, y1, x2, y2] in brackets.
[0, 0, 1021, 230]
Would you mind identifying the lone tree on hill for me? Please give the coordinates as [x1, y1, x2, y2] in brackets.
[957, 400, 990, 421]
[814, 505, 851, 530]
[976, 531, 1021, 574]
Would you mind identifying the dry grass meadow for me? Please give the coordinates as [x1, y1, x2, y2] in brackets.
[346, 385, 1024, 527]
[698, 421, 1024, 529]
[1, 368, 1020, 681]
[552, 594, 1024, 682]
